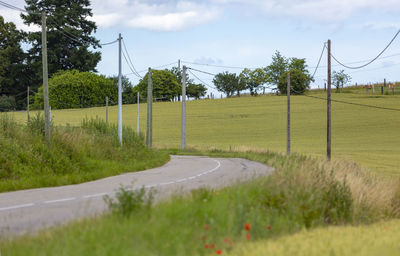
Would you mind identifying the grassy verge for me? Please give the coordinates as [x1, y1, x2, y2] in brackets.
[1, 150, 399, 255]
[228, 220, 400, 256]
[0, 115, 169, 192]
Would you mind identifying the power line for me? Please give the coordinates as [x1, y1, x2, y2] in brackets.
[187, 67, 217, 76]
[330, 29, 400, 70]
[181, 60, 251, 70]
[121, 39, 142, 78]
[187, 69, 217, 90]
[100, 39, 118, 46]
[310, 43, 326, 79]
[0, 0, 28, 13]
[122, 49, 142, 79]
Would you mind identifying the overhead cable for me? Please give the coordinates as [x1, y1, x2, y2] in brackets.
[187, 67, 217, 76]
[122, 39, 142, 78]
[187, 69, 217, 90]
[330, 29, 400, 69]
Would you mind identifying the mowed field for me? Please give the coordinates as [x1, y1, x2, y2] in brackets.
[10, 91, 400, 175]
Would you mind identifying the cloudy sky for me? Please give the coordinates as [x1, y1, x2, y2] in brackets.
[1, 0, 400, 94]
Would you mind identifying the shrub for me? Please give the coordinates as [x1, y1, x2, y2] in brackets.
[104, 185, 154, 217]
[0, 95, 16, 112]
[33, 70, 117, 109]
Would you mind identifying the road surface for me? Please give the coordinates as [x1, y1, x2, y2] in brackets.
[0, 155, 272, 236]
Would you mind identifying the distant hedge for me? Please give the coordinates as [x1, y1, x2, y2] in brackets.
[33, 70, 117, 109]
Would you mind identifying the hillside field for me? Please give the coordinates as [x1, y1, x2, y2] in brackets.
[9, 91, 400, 175]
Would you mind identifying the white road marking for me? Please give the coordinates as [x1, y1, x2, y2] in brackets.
[0, 203, 35, 212]
[44, 197, 76, 204]
[83, 193, 109, 199]
[0, 159, 222, 212]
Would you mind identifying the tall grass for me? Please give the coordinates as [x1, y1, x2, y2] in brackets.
[0, 115, 169, 192]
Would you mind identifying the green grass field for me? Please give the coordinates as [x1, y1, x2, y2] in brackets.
[9, 90, 400, 175]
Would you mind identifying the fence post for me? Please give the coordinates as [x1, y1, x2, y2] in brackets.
[137, 92, 139, 136]
[27, 86, 30, 123]
[106, 96, 108, 124]
[181, 66, 187, 150]
[286, 72, 291, 156]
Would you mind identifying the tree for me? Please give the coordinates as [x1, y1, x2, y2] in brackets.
[265, 51, 288, 87]
[332, 70, 351, 92]
[136, 70, 180, 101]
[0, 16, 28, 110]
[278, 69, 311, 95]
[239, 68, 269, 96]
[213, 72, 239, 97]
[269, 55, 313, 95]
[21, 0, 101, 89]
[109, 75, 136, 104]
[186, 83, 206, 99]
[33, 70, 116, 109]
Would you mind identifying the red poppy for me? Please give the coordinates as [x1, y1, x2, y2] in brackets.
[244, 223, 251, 231]
[216, 250, 223, 255]
[210, 244, 215, 248]
[205, 225, 210, 230]
[246, 233, 251, 240]
[205, 244, 209, 249]
[266, 225, 271, 230]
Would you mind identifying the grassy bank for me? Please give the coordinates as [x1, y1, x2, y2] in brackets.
[0, 115, 169, 192]
[1, 150, 399, 255]
[228, 220, 400, 256]
[8, 91, 400, 175]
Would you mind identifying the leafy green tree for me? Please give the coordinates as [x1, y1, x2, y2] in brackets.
[239, 68, 269, 96]
[187, 83, 206, 100]
[268, 54, 313, 95]
[33, 70, 116, 109]
[0, 16, 28, 110]
[168, 67, 194, 101]
[265, 51, 288, 87]
[136, 70, 180, 101]
[0, 95, 16, 112]
[278, 69, 311, 95]
[333, 70, 351, 92]
[109, 75, 137, 104]
[213, 72, 239, 97]
[21, 0, 101, 89]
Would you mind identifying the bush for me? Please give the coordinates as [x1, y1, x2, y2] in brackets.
[0, 95, 16, 112]
[33, 70, 117, 109]
[104, 185, 154, 217]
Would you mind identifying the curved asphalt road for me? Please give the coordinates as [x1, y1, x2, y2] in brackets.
[0, 155, 272, 236]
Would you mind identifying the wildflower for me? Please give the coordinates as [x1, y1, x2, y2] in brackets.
[244, 223, 251, 231]
[216, 250, 223, 254]
[266, 225, 271, 230]
[205, 225, 210, 230]
[210, 244, 215, 248]
[201, 235, 206, 240]
[205, 244, 209, 249]
[246, 234, 251, 240]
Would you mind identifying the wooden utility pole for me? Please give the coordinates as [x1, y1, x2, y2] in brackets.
[146, 68, 153, 147]
[327, 39, 332, 160]
[106, 96, 108, 124]
[287, 72, 291, 156]
[42, 11, 51, 146]
[27, 86, 30, 123]
[181, 66, 187, 150]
